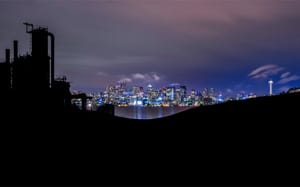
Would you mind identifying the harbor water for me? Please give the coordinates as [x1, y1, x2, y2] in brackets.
[114, 106, 194, 119]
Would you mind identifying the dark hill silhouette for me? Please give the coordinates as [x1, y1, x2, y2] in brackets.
[1, 92, 300, 186]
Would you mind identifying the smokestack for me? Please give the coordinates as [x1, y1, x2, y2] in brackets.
[48, 32, 55, 86]
[13, 40, 18, 61]
[5, 48, 11, 89]
[5, 49, 10, 64]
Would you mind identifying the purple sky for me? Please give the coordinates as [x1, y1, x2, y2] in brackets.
[1, 0, 300, 96]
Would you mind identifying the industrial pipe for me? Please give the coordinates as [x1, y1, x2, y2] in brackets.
[5, 49, 10, 64]
[48, 32, 55, 87]
[13, 40, 18, 62]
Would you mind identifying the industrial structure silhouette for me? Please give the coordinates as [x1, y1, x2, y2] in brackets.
[0, 23, 89, 111]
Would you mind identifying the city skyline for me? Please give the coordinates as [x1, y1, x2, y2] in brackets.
[1, 0, 300, 95]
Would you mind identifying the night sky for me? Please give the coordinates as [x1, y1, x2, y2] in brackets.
[1, 0, 300, 96]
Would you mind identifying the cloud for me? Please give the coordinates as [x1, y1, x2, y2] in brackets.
[278, 86, 290, 93]
[278, 75, 300, 84]
[118, 72, 162, 84]
[248, 64, 277, 77]
[152, 73, 160, 81]
[1, 1, 300, 94]
[118, 78, 132, 83]
[280, 72, 290, 79]
[248, 64, 284, 79]
[132, 73, 145, 79]
[226, 89, 233, 93]
[131, 72, 161, 82]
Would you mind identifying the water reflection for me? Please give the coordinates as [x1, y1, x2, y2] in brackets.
[115, 106, 193, 119]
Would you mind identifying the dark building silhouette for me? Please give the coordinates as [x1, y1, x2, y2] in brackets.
[0, 23, 70, 111]
[13, 23, 53, 91]
[0, 49, 11, 90]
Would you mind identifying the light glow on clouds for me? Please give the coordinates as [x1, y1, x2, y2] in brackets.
[248, 64, 284, 79]
[119, 72, 161, 84]
[278, 75, 300, 84]
[248, 64, 300, 93]
[280, 72, 291, 79]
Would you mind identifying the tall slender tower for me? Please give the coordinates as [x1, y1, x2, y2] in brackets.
[268, 80, 273, 96]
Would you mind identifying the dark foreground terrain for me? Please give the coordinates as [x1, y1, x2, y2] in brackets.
[1, 92, 300, 186]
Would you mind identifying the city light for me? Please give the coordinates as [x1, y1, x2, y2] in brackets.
[70, 82, 260, 110]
